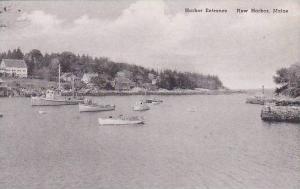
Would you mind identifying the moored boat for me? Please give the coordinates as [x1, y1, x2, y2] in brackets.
[98, 116, 144, 125]
[31, 63, 83, 106]
[144, 98, 163, 105]
[79, 99, 115, 112]
[38, 110, 47, 114]
[133, 100, 150, 111]
[31, 90, 83, 106]
[246, 95, 266, 105]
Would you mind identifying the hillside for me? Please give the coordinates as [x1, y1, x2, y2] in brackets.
[0, 48, 224, 90]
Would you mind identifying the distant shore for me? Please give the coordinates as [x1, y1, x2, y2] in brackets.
[69, 89, 244, 97]
[0, 78, 244, 97]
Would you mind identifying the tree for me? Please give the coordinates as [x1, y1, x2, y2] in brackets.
[90, 76, 107, 89]
[11, 48, 24, 59]
[274, 63, 300, 97]
[0, 48, 225, 90]
[24, 49, 44, 75]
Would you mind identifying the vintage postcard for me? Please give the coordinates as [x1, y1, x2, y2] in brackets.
[0, 0, 299, 189]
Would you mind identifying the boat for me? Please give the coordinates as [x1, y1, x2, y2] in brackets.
[246, 95, 266, 105]
[246, 85, 267, 105]
[0, 113, 3, 117]
[31, 89, 83, 106]
[79, 99, 115, 112]
[31, 64, 83, 106]
[144, 98, 163, 105]
[38, 110, 47, 114]
[133, 100, 150, 111]
[98, 116, 144, 125]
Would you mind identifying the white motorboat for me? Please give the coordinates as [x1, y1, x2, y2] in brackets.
[98, 116, 144, 125]
[79, 99, 115, 112]
[38, 110, 47, 114]
[144, 98, 163, 105]
[133, 101, 150, 111]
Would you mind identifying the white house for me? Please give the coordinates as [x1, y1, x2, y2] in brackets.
[81, 73, 98, 84]
[61, 72, 80, 82]
[0, 59, 28, 78]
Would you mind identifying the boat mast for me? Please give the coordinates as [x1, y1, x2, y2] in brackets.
[72, 75, 75, 97]
[58, 63, 61, 93]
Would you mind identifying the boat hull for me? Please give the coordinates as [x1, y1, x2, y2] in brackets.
[98, 118, 144, 125]
[79, 104, 115, 112]
[133, 102, 150, 111]
[133, 105, 150, 111]
[31, 97, 82, 106]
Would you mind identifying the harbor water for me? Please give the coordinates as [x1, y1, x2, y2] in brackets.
[0, 94, 299, 189]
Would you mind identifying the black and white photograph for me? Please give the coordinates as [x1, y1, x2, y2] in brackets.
[0, 0, 299, 188]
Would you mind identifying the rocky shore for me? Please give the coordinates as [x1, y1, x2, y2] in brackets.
[245, 93, 300, 123]
[0, 78, 243, 97]
[9, 88, 242, 97]
[261, 105, 300, 123]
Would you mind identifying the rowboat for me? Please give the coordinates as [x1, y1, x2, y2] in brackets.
[98, 116, 144, 125]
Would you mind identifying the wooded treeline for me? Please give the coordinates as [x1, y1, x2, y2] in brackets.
[0, 48, 224, 90]
[274, 63, 300, 97]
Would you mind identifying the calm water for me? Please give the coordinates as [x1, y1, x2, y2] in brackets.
[0, 94, 299, 189]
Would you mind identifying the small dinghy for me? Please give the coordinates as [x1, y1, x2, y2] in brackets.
[79, 99, 115, 112]
[38, 110, 47, 114]
[0, 113, 3, 117]
[98, 116, 144, 126]
[133, 101, 150, 111]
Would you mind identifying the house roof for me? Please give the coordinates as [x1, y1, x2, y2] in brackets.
[1, 59, 27, 68]
[61, 72, 76, 77]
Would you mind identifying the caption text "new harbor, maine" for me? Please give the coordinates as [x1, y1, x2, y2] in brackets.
[185, 8, 288, 14]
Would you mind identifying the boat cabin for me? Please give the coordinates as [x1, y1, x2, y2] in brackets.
[45, 90, 55, 99]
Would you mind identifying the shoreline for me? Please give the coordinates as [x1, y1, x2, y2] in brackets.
[0, 78, 244, 97]
[71, 89, 244, 97]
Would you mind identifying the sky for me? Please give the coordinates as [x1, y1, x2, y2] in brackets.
[0, 0, 299, 89]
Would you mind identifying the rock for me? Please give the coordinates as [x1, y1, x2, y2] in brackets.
[261, 105, 300, 122]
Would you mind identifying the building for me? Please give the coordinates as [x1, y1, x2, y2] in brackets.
[142, 82, 158, 91]
[116, 70, 133, 79]
[0, 59, 28, 78]
[81, 73, 98, 84]
[113, 77, 136, 91]
[61, 73, 80, 83]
